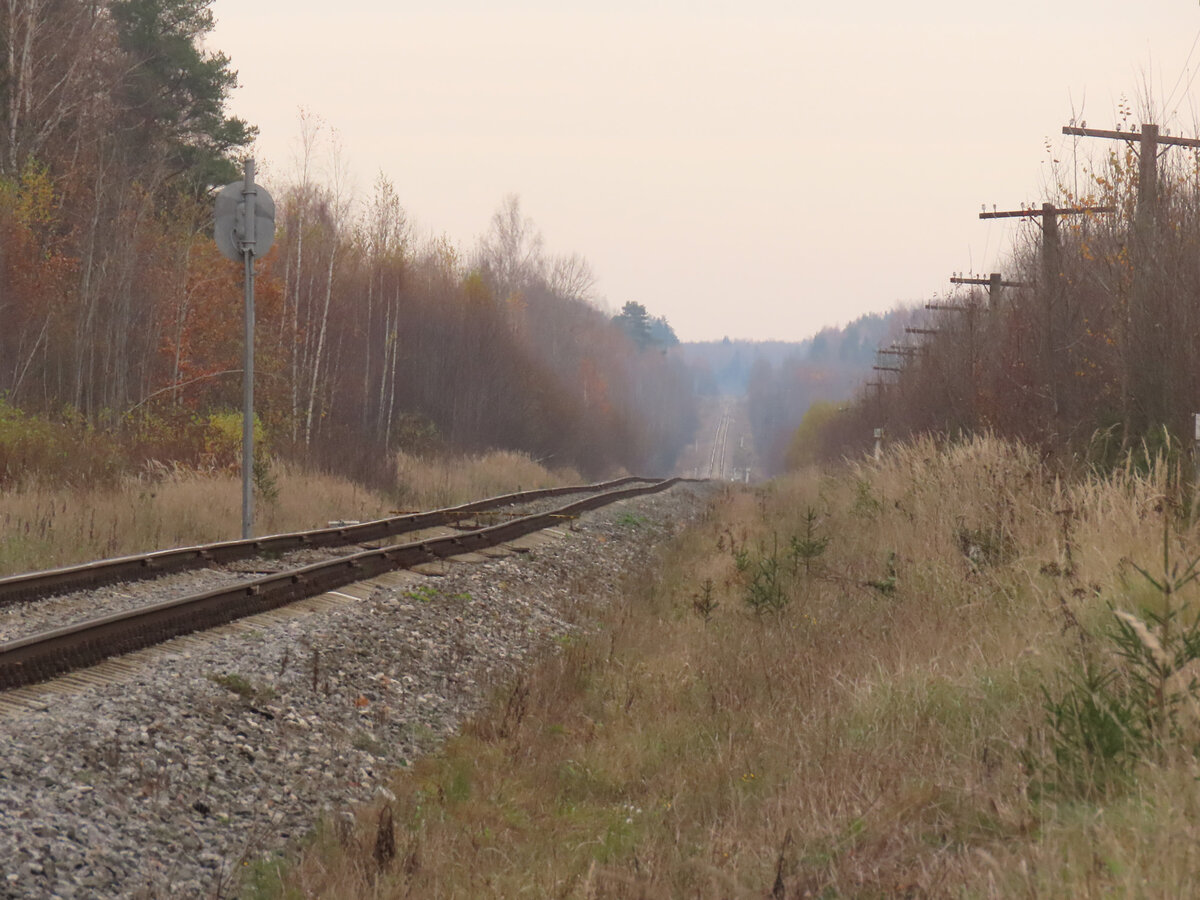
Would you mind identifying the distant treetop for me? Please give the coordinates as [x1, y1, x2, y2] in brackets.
[613, 301, 678, 350]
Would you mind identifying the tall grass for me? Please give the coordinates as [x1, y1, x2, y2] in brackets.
[0, 450, 576, 575]
[0, 466, 390, 574]
[249, 435, 1200, 897]
[392, 450, 581, 510]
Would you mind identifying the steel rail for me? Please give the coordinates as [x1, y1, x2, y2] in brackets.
[0, 476, 657, 606]
[0, 478, 689, 690]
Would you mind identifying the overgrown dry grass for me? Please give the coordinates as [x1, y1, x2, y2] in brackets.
[392, 450, 581, 510]
[245, 435, 1200, 898]
[0, 450, 576, 575]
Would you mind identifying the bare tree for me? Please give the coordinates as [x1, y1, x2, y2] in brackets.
[547, 252, 597, 303]
[477, 194, 545, 298]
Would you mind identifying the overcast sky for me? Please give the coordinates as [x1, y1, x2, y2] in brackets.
[210, 1, 1200, 342]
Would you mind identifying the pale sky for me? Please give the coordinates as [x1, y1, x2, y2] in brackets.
[210, 1, 1200, 342]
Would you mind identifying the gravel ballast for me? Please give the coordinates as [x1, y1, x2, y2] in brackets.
[0, 482, 714, 899]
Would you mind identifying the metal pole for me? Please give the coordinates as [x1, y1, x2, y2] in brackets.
[241, 159, 257, 539]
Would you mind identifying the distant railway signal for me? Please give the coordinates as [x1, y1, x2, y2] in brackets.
[214, 161, 275, 262]
[214, 159, 275, 540]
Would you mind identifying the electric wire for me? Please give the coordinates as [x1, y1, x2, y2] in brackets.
[1164, 26, 1200, 122]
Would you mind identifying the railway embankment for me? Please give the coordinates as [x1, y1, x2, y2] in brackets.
[0, 481, 714, 898]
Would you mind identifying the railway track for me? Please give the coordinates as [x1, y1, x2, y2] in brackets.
[0, 477, 689, 690]
[0, 475, 654, 607]
[708, 409, 731, 479]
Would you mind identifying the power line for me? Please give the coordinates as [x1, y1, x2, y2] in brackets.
[1165, 27, 1200, 118]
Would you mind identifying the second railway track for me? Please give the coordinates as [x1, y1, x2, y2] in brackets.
[0, 477, 690, 691]
[708, 409, 731, 479]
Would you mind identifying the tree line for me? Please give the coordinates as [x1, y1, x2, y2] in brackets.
[0, 0, 697, 484]
[807, 101, 1200, 469]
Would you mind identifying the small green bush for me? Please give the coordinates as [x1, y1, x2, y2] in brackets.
[789, 507, 829, 576]
[1036, 524, 1200, 797]
[742, 535, 791, 615]
[0, 398, 123, 487]
[205, 410, 269, 470]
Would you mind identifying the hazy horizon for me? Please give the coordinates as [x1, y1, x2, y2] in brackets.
[211, 1, 1200, 342]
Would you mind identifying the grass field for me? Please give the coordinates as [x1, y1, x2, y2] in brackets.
[241, 434, 1200, 897]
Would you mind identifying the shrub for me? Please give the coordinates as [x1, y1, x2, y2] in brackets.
[0, 399, 124, 487]
[204, 410, 270, 471]
[1036, 523, 1200, 797]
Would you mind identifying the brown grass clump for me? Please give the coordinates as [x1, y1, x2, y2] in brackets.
[244, 435, 1200, 898]
[0, 450, 576, 575]
[392, 449, 581, 510]
[0, 465, 392, 574]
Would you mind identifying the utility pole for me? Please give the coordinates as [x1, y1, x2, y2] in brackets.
[878, 347, 919, 378]
[1063, 123, 1200, 441]
[925, 292, 987, 426]
[950, 273, 1023, 311]
[979, 202, 1113, 426]
[979, 204, 1112, 288]
[1062, 124, 1200, 231]
[865, 380, 886, 439]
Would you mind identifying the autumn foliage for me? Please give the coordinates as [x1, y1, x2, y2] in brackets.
[820, 104, 1200, 467]
[0, 3, 697, 486]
